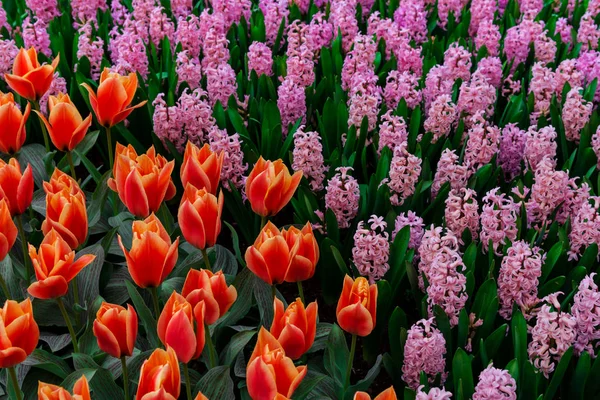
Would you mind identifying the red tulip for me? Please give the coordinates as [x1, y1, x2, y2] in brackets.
[182, 268, 237, 325]
[93, 302, 138, 359]
[136, 347, 180, 400]
[35, 93, 92, 151]
[0, 199, 17, 261]
[336, 275, 378, 337]
[270, 298, 318, 360]
[0, 158, 33, 215]
[181, 142, 224, 195]
[4, 47, 59, 102]
[178, 184, 224, 250]
[0, 91, 30, 154]
[195, 393, 209, 400]
[281, 222, 319, 282]
[0, 298, 39, 368]
[354, 387, 397, 400]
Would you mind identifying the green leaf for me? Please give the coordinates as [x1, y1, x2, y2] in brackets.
[194, 366, 235, 400]
[347, 355, 383, 397]
[543, 347, 574, 400]
[220, 330, 256, 366]
[482, 324, 508, 365]
[511, 310, 527, 370]
[540, 242, 564, 283]
[585, 353, 600, 397]
[125, 280, 161, 349]
[17, 143, 49, 187]
[324, 324, 349, 387]
[293, 371, 329, 400]
[452, 348, 474, 400]
[570, 351, 590, 400]
[23, 349, 72, 379]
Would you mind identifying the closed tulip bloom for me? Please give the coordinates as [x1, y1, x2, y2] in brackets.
[0, 298, 39, 368]
[157, 292, 205, 364]
[245, 222, 291, 285]
[246, 157, 302, 217]
[181, 142, 224, 195]
[281, 223, 319, 282]
[42, 168, 88, 249]
[354, 387, 397, 400]
[93, 302, 138, 359]
[109, 143, 176, 218]
[181, 268, 237, 325]
[0, 158, 33, 215]
[0, 200, 17, 260]
[178, 184, 223, 250]
[336, 275, 378, 337]
[4, 47, 59, 102]
[247, 327, 307, 400]
[119, 214, 179, 289]
[28, 229, 96, 300]
[136, 347, 180, 400]
[38, 375, 91, 400]
[81, 68, 147, 128]
[270, 298, 318, 360]
[35, 93, 92, 151]
[0, 91, 31, 154]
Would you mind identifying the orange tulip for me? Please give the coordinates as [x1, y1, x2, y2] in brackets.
[42, 168, 88, 249]
[281, 222, 319, 282]
[0, 199, 17, 261]
[35, 93, 92, 151]
[181, 142, 224, 195]
[181, 268, 237, 324]
[108, 143, 176, 218]
[93, 302, 138, 359]
[38, 375, 91, 400]
[195, 393, 209, 400]
[178, 184, 223, 250]
[0, 298, 39, 368]
[336, 275, 378, 337]
[270, 298, 318, 360]
[4, 47, 59, 102]
[353, 387, 397, 400]
[0, 158, 33, 215]
[157, 291, 205, 364]
[0, 91, 31, 154]
[246, 157, 302, 217]
[27, 229, 96, 299]
[118, 214, 179, 289]
[136, 347, 180, 400]
[247, 327, 307, 400]
[81, 68, 147, 128]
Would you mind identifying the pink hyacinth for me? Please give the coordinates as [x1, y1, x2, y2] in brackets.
[247, 42, 273, 77]
[393, 211, 425, 249]
[394, 0, 428, 44]
[22, 16, 52, 57]
[394, 40, 423, 76]
[206, 63, 238, 108]
[503, 20, 543, 68]
[71, 0, 108, 26]
[153, 94, 185, 151]
[77, 21, 104, 80]
[469, 0, 496, 35]
[175, 15, 202, 58]
[0, 39, 18, 79]
[445, 188, 479, 241]
[424, 94, 457, 143]
[534, 30, 557, 65]
[341, 34, 377, 91]
[416, 387, 453, 400]
[347, 72, 382, 132]
[149, 7, 175, 49]
[568, 197, 600, 261]
[378, 110, 408, 154]
[306, 12, 334, 54]
[474, 20, 501, 56]
[208, 126, 248, 190]
[423, 65, 453, 112]
[457, 74, 497, 124]
[557, 179, 590, 225]
[519, 0, 543, 16]
[593, 126, 600, 167]
[325, 167, 360, 229]
[211, 0, 251, 28]
[286, 47, 315, 87]
[110, 0, 129, 27]
[528, 293, 577, 378]
[109, 21, 149, 78]
[498, 240, 545, 320]
[278, 77, 306, 134]
[577, 51, 600, 102]
[480, 188, 519, 255]
[438, 0, 467, 29]
[432, 149, 470, 198]
[498, 123, 526, 180]
[132, 0, 154, 30]
[368, 13, 409, 62]
[402, 319, 447, 390]
[352, 215, 390, 283]
[571, 273, 600, 356]
[39, 73, 67, 116]
[463, 118, 501, 171]
[555, 59, 584, 100]
[474, 56, 503, 88]
[555, 18, 573, 46]
[524, 126, 557, 172]
[526, 156, 571, 228]
[386, 143, 422, 206]
[330, 0, 359, 52]
[171, 0, 192, 20]
[529, 62, 555, 122]
[578, 12, 600, 51]
[473, 365, 517, 400]
[444, 43, 472, 82]
[25, 0, 60, 23]
[178, 88, 217, 145]
[202, 27, 230, 69]
[176, 51, 202, 89]
[562, 87, 592, 143]
[259, 0, 289, 45]
[502, 76, 522, 98]
[292, 126, 328, 191]
[418, 225, 460, 289]
[383, 70, 422, 110]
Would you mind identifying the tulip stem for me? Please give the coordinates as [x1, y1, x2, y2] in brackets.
[33, 101, 50, 152]
[344, 334, 357, 391]
[0, 274, 10, 299]
[150, 287, 161, 319]
[105, 126, 114, 170]
[271, 284, 276, 301]
[72, 278, 80, 312]
[183, 363, 193, 400]
[121, 356, 130, 400]
[297, 281, 305, 304]
[16, 215, 31, 283]
[205, 323, 217, 369]
[201, 248, 212, 271]
[57, 296, 79, 353]
[260, 215, 267, 229]
[7, 366, 22, 400]
[67, 151, 77, 181]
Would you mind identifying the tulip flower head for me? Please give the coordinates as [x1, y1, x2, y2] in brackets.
[38, 375, 91, 400]
[354, 387, 398, 400]
[93, 302, 138, 359]
[136, 347, 181, 400]
[0, 199, 17, 260]
[247, 328, 307, 400]
[246, 157, 302, 217]
[281, 222, 319, 282]
[0, 91, 31, 154]
[336, 275, 378, 337]
[4, 47, 59, 102]
[35, 93, 92, 151]
[0, 298, 39, 368]
[28, 229, 96, 299]
[195, 393, 209, 400]
[182, 268, 237, 325]
[270, 298, 318, 360]
[181, 142, 224, 195]
[109, 143, 176, 218]
[178, 184, 224, 250]
[118, 214, 179, 289]
[0, 158, 34, 215]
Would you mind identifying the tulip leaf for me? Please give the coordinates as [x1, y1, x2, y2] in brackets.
[324, 323, 350, 387]
[125, 280, 161, 349]
[62, 365, 124, 400]
[87, 171, 110, 229]
[293, 371, 329, 400]
[217, 268, 255, 328]
[17, 143, 49, 187]
[220, 330, 256, 366]
[22, 348, 72, 380]
[72, 244, 105, 318]
[194, 366, 235, 400]
[347, 355, 383, 397]
[214, 244, 239, 276]
[39, 333, 72, 352]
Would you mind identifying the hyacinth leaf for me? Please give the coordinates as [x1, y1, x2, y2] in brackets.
[452, 349, 474, 400]
[482, 323, 508, 365]
[543, 347, 574, 400]
[569, 351, 590, 400]
[511, 310, 527, 371]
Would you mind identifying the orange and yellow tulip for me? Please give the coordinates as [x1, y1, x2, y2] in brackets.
[246, 157, 302, 217]
[35, 93, 92, 151]
[81, 68, 147, 128]
[0, 158, 33, 215]
[0, 200, 17, 261]
[281, 223, 319, 282]
[136, 347, 180, 400]
[247, 328, 307, 400]
[108, 143, 176, 218]
[118, 214, 179, 289]
[181, 142, 224, 195]
[336, 275, 378, 337]
[178, 184, 223, 250]
[181, 268, 237, 325]
[93, 302, 138, 359]
[38, 375, 91, 400]
[0, 298, 39, 368]
[4, 47, 59, 102]
[353, 387, 397, 400]
[27, 229, 96, 300]
[0, 91, 31, 154]
[270, 298, 318, 360]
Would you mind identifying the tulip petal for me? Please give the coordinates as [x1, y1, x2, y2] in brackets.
[0, 347, 28, 368]
[123, 169, 150, 217]
[354, 392, 372, 400]
[4, 74, 36, 101]
[111, 101, 148, 127]
[285, 364, 307, 398]
[164, 310, 196, 363]
[97, 77, 128, 127]
[64, 254, 95, 283]
[125, 304, 138, 356]
[93, 319, 122, 358]
[80, 83, 101, 124]
[69, 114, 92, 150]
[336, 275, 355, 316]
[278, 324, 306, 360]
[27, 276, 69, 299]
[247, 169, 270, 216]
[337, 303, 374, 337]
[247, 357, 279, 400]
[245, 246, 273, 285]
[304, 301, 318, 354]
[178, 200, 206, 250]
[258, 236, 290, 285]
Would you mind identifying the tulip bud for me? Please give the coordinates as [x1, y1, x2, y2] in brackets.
[38, 375, 91, 400]
[35, 93, 92, 151]
[246, 157, 302, 217]
[136, 347, 180, 400]
[178, 184, 224, 250]
[0, 298, 39, 368]
[182, 269, 237, 325]
[0, 158, 34, 215]
[118, 214, 179, 289]
[93, 302, 138, 359]
[0, 199, 17, 261]
[0, 91, 30, 154]
[270, 298, 318, 360]
[354, 387, 397, 400]
[336, 275, 378, 337]
[181, 142, 224, 195]
[281, 222, 319, 282]
[28, 229, 96, 300]
[108, 143, 176, 218]
[5, 47, 59, 102]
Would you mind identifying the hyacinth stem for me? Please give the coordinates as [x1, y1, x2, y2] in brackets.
[121, 356, 130, 400]
[57, 296, 79, 353]
[205, 323, 217, 369]
[183, 363, 193, 400]
[16, 215, 30, 283]
[297, 281, 305, 304]
[7, 366, 22, 400]
[106, 126, 114, 170]
[150, 287, 161, 319]
[33, 101, 50, 153]
[67, 151, 77, 181]
[345, 334, 357, 391]
[0, 274, 10, 299]
[201, 248, 212, 271]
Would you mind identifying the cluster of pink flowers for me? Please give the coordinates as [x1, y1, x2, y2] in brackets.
[306, 12, 334, 54]
[292, 126, 328, 191]
[457, 74, 497, 123]
[571, 273, 600, 356]
[529, 62, 555, 122]
[526, 156, 571, 228]
[175, 15, 202, 58]
[330, 0, 359, 52]
[70, 0, 108, 26]
[247, 42, 273, 77]
[437, 0, 467, 29]
[444, 43, 472, 82]
[260, 0, 289, 45]
[578, 13, 600, 51]
[473, 365, 517, 400]
[149, 6, 175, 49]
[498, 124, 526, 180]
[176, 51, 202, 89]
[286, 21, 315, 87]
[378, 111, 408, 154]
[208, 127, 248, 190]
[393, 211, 425, 250]
[109, 19, 149, 78]
[555, 59, 583, 100]
[445, 188, 479, 240]
[347, 72, 382, 131]
[0, 39, 18, 78]
[383, 70, 422, 110]
[463, 118, 501, 172]
[475, 20, 501, 56]
[25, 0, 60, 23]
[22, 16, 52, 57]
[352, 215, 390, 283]
[424, 95, 457, 143]
[415, 387, 453, 400]
[568, 197, 600, 261]
[418, 226, 461, 289]
[432, 149, 470, 198]
[394, 0, 428, 44]
[278, 77, 306, 134]
[325, 167, 360, 229]
[402, 318, 447, 389]
[341, 34, 377, 91]
[474, 56, 503, 88]
[480, 188, 519, 255]
[562, 87, 592, 143]
[77, 21, 104, 80]
[524, 126, 557, 172]
[385, 143, 422, 206]
[423, 65, 453, 112]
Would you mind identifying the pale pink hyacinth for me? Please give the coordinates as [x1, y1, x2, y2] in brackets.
[211, 0, 251, 28]
[556, 180, 590, 225]
[427, 246, 468, 324]
[176, 51, 202, 89]
[201, 26, 230, 70]
[352, 215, 390, 283]
[568, 197, 600, 261]
[109, 22, 150, 78]
[469, 0, 496, 35]
[132, 0, 154, 30]
[474, 56, 503, 88]
[423, 65, 453, 112]
[39, 73, 67, 115]
[110, 0, 128, 27]
[383, 70, 422, 110]
[178, 88, 218, 145]
[153, 94, 185, 151]
[402, 319, 447, 390]
[367, 13, 407, 61]
[438, 0, 466, 29]
[555, 18, 572, 46]
[474, 20, 501, 56]
[171, 0, 192, 20]
[70, 0, 107, 26]
[278, 77, 306, 134]
[25, 0, 60, 23]
[330, 0, 360, 52]
[445, 188, 479, 241]
[149, 7, 175, 49]
[0, 39, 18, 79]
[394, 40, 423, 76]
[473, 365, 517, 400]
[286, 47, 315, 87]
[528, 293, 577, 378]
[457, 74, 497, 124]
[392, 211, 425, 249]
[529, 62, 555, 122]
[555, 59, 584, 100]
[498, 240, 545, 320]
[415, 387, 453, 400]
[578, 13, 600, 51]
[576, 51, 600, 102]
[571, 273, 600, 356]
[593, 126, 600, 167]
[206, 63, 238, 108]
[432, 149, 470, 198]
[22, 16, 52, 57]
[341, 34, 377, 91]
[534, 30, 557, 65]
[463, 118, 501, 172]
[562, 87, 592, 143]
[417, 225, 460, 290]
[498, 123, 526, 180]
[325, 167, 360, 229]
[503, 20, 542, 68]
[77, 21, 104, 80]
[394, 0, 428, 44]
[424, 95, 457, 143]
[526, 156, 571, 228]
[480, 188, 519, 255]
[386, 143, 422, 206]
[247, 42, 273, 77]
[347, 72, 382, 132]
[502, 76, 522, 98]
[378, 110, 408, 154]
[524, 126, 557, 172]
[444, 43, 472, 83]
[306, 12, 334, 54]
[292, 126, 328, 191]
[259, 0, 289, 45]
[519, 0, 543, 16]
[175, 15, 202, 58]
[208, 126, 248, 190]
